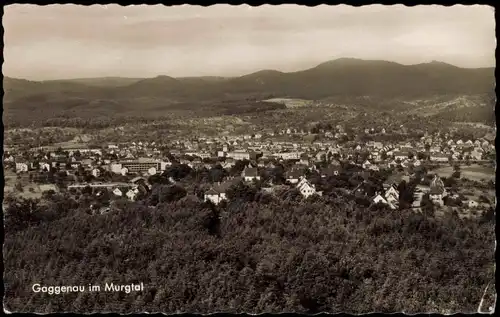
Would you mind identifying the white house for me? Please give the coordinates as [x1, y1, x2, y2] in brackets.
[296, 177, 322, 198]
[91, 168, 101, 178]
[15, 162, 29, 173]
[372, 194, 396, 210]
[372, 194, 387, 205]
[385, 186, 399, 200]
[384, 186, 399, 208]
[126, 188, 138, 201]
[204, 188, 227, 205]
[112, 188, 124, 196]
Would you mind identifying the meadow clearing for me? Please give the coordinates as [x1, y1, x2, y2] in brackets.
[435, 164, 495, 182]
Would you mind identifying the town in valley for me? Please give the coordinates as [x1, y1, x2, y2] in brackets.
[3, 4, 496, 314]
[4, 114, 496, 218]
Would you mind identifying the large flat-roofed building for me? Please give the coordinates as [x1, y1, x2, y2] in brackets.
[226, 150, 251, 160]
[110, 158, 163, 174]
[226, 150, 258, 161]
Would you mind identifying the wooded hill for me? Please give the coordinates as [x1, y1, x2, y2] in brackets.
[3, 58, 494, 127]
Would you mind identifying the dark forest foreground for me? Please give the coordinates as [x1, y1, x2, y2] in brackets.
[4, 193, 495, 314]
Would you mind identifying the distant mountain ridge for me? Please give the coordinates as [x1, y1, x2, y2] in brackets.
[3, 58, 495, 126]
[6, 58, 493, 84]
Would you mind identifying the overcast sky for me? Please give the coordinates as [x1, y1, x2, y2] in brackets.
[3, 4, 496, 80]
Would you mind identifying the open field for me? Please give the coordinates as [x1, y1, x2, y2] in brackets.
[5, 185, 58, 200]
[264, 98, 313, 108]
[3, 171, 58, 199]
[51, 141, 91, 149]
[435, 164, 495, 181]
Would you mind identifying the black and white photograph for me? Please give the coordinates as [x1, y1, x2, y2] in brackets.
[2, 4, 496, 314]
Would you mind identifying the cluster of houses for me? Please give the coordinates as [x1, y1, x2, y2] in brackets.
[6, 130, 493, 174]
[4, 129, 494, 210]
[202, 163, 487, 212]
[182, 133, 492, 165]
[203, 171, 322, 205]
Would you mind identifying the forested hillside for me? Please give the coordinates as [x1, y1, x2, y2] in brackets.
[432, 105, 496, 126]
[4, 59, 494, 127]
[4, 191, 495, 313]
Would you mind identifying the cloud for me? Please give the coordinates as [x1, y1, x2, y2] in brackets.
[3, 4, 495, 80]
